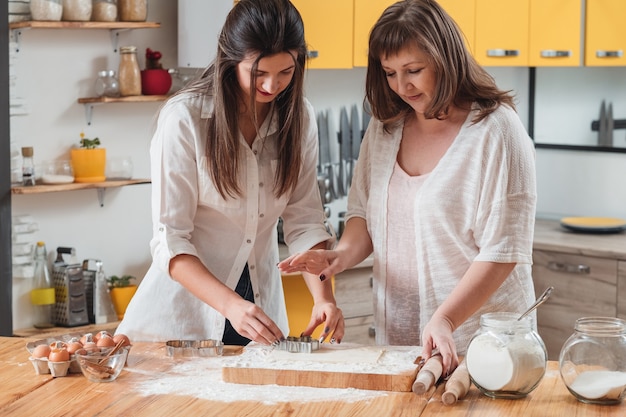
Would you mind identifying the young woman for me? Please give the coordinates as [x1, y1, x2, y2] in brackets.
[118, 0, 344, 345]
[279, 0, 537, 373]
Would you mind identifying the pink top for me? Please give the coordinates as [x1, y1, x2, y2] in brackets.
[385, 162, 429, 345]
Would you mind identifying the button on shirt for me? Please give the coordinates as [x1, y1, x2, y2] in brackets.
[117, 92, 330, 342]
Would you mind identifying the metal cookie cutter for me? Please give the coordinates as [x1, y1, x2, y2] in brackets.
[165, 340, 224, 357]
[276, 336, 320, 353]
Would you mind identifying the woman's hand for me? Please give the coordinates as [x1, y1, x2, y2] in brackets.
[278, 249, 342, 281]
[421, 315, 459, 376]
[222, 297, 285, 345]
[302, 301, 345, 343]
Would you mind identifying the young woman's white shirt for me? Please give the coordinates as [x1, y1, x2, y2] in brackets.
[117, 92, 330, 342]
[347, 104, 537, 353]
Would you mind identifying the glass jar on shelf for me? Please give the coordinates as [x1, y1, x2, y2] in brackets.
[92, 0, 117, 22]
[465, 312, 547, 399]
[559, 317, 626, 405]
[62, 0, 92, 21]
[30, 0, 63, 21]
[118, 0, 147, 22]
[94, 70, 120, 97]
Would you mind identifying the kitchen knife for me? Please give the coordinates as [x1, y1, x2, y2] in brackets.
[362, 100, 372, 137]
[598, 100, 607, 146]
[326, 110, 340, 200]
[318, 111, 331, 171]
[339, 107, 351, 197]
[604, 103, 615, 146]
[349, 104, 361, 187]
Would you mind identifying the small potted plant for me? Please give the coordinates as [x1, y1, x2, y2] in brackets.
[70, 132, 106, 183]
[141, 47, 172, 95]
[106, 274, 137, 320]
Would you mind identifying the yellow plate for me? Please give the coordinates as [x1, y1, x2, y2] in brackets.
[560, 217, 626, 233]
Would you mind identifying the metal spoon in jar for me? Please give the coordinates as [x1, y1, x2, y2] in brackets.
[518, 286, 554, 321]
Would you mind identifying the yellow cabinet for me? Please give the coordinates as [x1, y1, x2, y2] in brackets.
[529, 0, 582, 67]
[292, 0, 354, 69]
[475, 0, 529, 66]
[585, 0, 626, 66]
[353, 0, 396, 67]
[438, 0, 476, 55]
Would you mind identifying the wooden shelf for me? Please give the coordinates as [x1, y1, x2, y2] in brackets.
[12, 179, 150, 195]
[78, 95, 169, 104]
[8, 21, 160, 30]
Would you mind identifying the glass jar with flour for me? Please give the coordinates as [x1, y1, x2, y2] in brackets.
[559, 317, 626, 405]
[465, 312, 547, 399]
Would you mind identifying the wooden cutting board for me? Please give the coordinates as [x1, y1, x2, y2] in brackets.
[221, 344, 422, 391]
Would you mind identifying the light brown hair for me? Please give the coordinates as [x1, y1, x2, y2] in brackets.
[366, 0, 515, 132]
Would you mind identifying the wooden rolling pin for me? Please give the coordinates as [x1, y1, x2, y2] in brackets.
[412, 354, 443, 394]
[442, 359, 471, 405]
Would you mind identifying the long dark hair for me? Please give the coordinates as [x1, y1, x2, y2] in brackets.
[366, 0, 514, 132]
[184, 0, 307, 199]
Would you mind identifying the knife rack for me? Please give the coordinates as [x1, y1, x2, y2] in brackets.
[591, 119, 626, 131]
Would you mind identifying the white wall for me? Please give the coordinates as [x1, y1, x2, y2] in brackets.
[10, 0, 177, 329]
[10, 0, 626, 329]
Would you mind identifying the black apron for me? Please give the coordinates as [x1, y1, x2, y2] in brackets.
[222, 264, 254, 346]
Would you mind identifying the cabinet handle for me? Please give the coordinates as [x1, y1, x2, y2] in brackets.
[486, 49, 520, 57]
[547, 261, 590, 274]
[306, 50, 319, 59]
[540, 50, 571, 58]
[596, 50, 623, 58]
[369, 276, 373, 288]
[368, 326, 376, 338]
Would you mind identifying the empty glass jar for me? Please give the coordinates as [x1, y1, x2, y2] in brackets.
[559, 317, 626, 405]
[94, 70, 120, 97]
[466, 312, 547, 399]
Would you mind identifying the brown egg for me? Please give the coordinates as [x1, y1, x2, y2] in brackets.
[96, 334, 117, 348]
[48, 347, 70, 362]
[94, 330, 112, 343]
[82, 341, 99, 353]
[113, 333, 131, 347]
[80, 333, 94, 345]
[32, 344, 51, 359]
[66, 339, 83, 355]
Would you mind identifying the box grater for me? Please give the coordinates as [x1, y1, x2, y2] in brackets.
[52, 247, 89, 327]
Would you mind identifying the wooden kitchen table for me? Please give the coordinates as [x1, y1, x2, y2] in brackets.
[2, 337, 624, 416]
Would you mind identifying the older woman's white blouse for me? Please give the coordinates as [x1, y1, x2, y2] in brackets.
[117, 92, 330, 342]
[347, 104, 537, 354]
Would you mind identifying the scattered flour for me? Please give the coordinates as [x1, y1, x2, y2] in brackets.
[131, 358, 386, 404]
[132, 343, 421, 404]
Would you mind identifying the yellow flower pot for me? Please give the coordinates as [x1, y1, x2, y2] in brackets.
[109, 285, 138, 320]
[70, 148, 107, 183]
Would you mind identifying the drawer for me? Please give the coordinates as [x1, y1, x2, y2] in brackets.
[532, 250, 618, 359]
[334, 267, 374, 319]
[343, 315, 375, 345]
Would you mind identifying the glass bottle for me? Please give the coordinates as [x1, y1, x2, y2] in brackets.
[30, 242, 56, 329]
[559, 317, 626, 405]
[92, 0, 117, 22]
[465, 312, 547, 399]
[118, 46, 141, 96]
[118, 0, 147, 22]
[21, 147, 36, 186]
